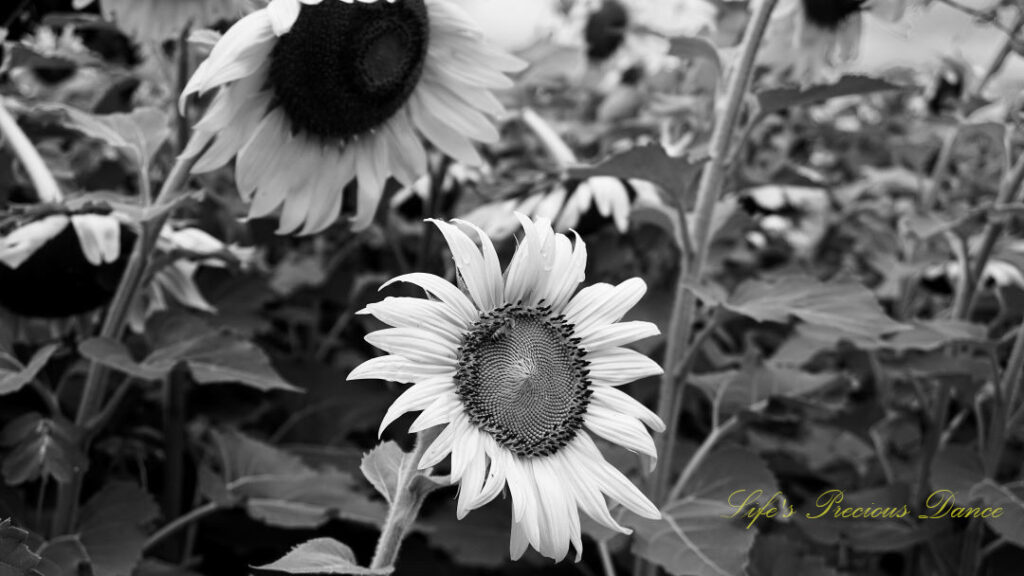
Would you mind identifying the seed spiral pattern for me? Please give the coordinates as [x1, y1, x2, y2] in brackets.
[267, 0, 430, 140]
[455, 303, 592, 458]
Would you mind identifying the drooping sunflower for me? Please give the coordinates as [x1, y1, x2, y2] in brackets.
[349, 215, 663, 561]
[760, 0, 908, 82]
[463, 176, 666, 240]
[74, 0, 244, 40]
[180, 0, 525, 235]
[0, 206, 133, 318]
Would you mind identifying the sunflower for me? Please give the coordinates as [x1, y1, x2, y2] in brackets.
[180, 0, 524, 235]
[759, 0, 908, 82]
[74, 0, 244, 40]
[349, 215, 663, 561]
[0, 207, 132, 318]
[463, 177, 665, 240]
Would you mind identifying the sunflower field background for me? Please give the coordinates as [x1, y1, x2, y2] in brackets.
[2, 0, 1024, 575]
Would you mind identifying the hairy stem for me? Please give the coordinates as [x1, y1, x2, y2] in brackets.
[652, 0, 779, 501]
[0, 98, 62, 203]
[51, 152, 199, 536]
[369, 428, 441, 570]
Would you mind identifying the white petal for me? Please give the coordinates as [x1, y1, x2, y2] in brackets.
[409, 393, 463, 433]
[179, 10, 275, 109]
[266, 0, 301, 35]
[419, 416, 462, 469]
[565, 278, 647, 335]
[70, 214, 121, 265]
[378, 377, 455, 436]
[430, 219, 495, 311]
[347, 354, 453, 383]
[591, 386, 665, 433]
[0, 215, 69, 269]
[571, 434, 660, 519]
[381, 272, 478, 323]
[364, 327, 458, 368]
[580, 321, 660, 352]
[584, 405, 658, 469]
[586, 347, 664, 386]
[452, 219, 503, 308]
[361, 296, 468, 338]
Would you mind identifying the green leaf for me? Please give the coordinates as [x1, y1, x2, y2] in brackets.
[748, 533, 839, 576]
[969, 480, 1024, 548]
[82, 315, 298, 393]
[0, 414, 85, 486]
[37, 536, 90, 576]
[256, 538, 390, 575]
[0, 519, 45, 576]
[629, 448, 779, 576]
[795, 485, 943, 552]
[35, 104, 170, 168]
[78, 338, 167, 381]
[754, 75, 906, 118]
[0, 345, 58, 396]
[360, 442, 405, 505]
[691, 363, 839, 419]
[76, 481, 159, 576]
[566, 144, 704, 207]
[202, 429, 386, 529]
[689, 275, 908, 339]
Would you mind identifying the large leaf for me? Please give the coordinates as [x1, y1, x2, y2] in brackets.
[795, 485, 942, 552]
[360, 442, 405, 505]
[0, 414, 85, 486]
[748, 533, 839, 576]
[689, 275, 907, 339]
[35, 104, 169, 168]
[566, 144, 704, 206]
[76, 482, 159, 576]
[690, 363, 840, 419]
[754, 75, 905, 118]
[80, 316, 297, 393]
[0, 345, 58, 396]
[257, 538, 390, 575]
[201, 429, 386, 529]
[970, 480, 1024, 548]
[629, 447, 779, 576]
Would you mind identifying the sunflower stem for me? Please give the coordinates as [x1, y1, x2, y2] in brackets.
[51, 152, 199, 536]
[652, 0, 779, 502]
[0, 97, 63, 204]
[369, 427, 441, 570]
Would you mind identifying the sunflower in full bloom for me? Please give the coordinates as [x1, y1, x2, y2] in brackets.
[759, 0, 908, 82]
[180, 0, 525, 235]
[73, 0, 245, 40]
[349, 215, 663, 561]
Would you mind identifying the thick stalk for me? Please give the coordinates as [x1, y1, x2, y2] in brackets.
[652, 0, 779, 500]
[369, 428, 441, 570]
[0, 98, 62, 203]
[51, 153, 199, 536]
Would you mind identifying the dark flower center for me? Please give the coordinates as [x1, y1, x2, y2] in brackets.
[455, 304, 591, 458]
[268, 0, 430, 140]
[801, 0, 868, 30]
[585, 0, 629, 61]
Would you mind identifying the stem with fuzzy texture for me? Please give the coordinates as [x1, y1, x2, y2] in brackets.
[652, 0, 779, 500]
[51, 152, 199, 536]
[369, 428, 441, 570]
